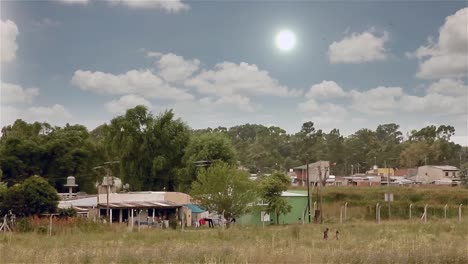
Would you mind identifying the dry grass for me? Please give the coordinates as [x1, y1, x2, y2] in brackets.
[1, 219, 467, 263]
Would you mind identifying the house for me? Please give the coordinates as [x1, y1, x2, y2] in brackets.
[97, 191, 192, 226]
[366, 167, 395, 177]
[239, 191, 309, 225]
[344, 175, 381, 186]
[59, 191, 195, 227]
[394, 168, 417, 178]
[292, 161, 330, 186]
[411, 165, 460, 184]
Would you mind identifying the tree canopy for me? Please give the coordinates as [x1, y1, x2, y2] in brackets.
[1, 106, 466, 196]
[190, 162, 258, 217]
[1, 175, 59, 217]
[259, 172, 292, 224]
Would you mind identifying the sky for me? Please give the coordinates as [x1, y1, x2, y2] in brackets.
[1, 0, 467, 146]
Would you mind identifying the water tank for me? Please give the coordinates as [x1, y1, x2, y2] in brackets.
[64, 176, 78, 187]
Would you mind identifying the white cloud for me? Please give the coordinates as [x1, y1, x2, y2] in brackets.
[300, 103, 349, 131]
[1, 20, 19, 63]
[305, 80, 347, 98]
[186, 62, 299, 97]
[400, 93, 465, 115]
[153, 53, 200, 83]
[1, 104, 72, 127]
[350, 86, 403, 115]
[1, 82, 39, 104]
[105, 94, 152, 114]
[200, 95, 254, 112]
[56, 0, 89, 5]
[71, 69, 194, 100]
[328, 30, 389, 64]
[412, 8, 468, 79]
[111, 0, 189, 13]
[427, 78, 467, 96]
[298, 98, 319, 112]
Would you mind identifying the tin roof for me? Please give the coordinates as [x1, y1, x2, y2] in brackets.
[100, 200, 182, 208]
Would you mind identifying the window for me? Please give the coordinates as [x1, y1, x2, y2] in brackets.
[453, 172, 456, 177]
[445, 172, 448, 177]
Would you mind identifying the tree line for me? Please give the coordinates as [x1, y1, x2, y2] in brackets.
[0, 105, 466, 193]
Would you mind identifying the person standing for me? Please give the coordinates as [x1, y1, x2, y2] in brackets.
[323, 227, 329, 240]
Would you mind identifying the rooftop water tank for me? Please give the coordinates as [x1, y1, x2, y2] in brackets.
[64, 176, 78, 187]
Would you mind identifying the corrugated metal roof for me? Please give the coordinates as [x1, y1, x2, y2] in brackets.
[282, 191, 307, 197]
[99, 200, 182, 208]
[432, 166, 458, 171]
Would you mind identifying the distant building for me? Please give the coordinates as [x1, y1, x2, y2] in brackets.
[239, 191, 309, 225]
[366, 167, 395, 177]
[292, 161, 330, 186]
[411, 165, 460, 184]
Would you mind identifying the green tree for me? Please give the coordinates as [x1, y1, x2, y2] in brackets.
[259, 172, 292, 224]
[458, 162, 468, 186]
[2, 176, 59, 217]
[106, 106, 190, 191]
[191, 162, 258, 218]
[180, 132, 236, 190]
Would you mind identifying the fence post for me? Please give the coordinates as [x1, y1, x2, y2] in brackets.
[340, 206, 343, 224]
[344, 202, 348, 221]
[459, 204, 463, 223]
[409, 204, 413, 220]
[422, 204, 428, 223]
[444, 204, 448, 219]
[376, 203, 380, 223]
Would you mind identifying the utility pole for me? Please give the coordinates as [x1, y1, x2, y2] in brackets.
[385, 160, 391, 219]
[95, 161, 120, 224]
[306, 158, 311, 223]
[351, 164, 354, 186]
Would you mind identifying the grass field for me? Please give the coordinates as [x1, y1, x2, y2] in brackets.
[289, 186, 468, 221]
[1, 219, 467, 263]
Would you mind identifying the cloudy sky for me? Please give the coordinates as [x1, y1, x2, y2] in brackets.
[1, 1, 467, 145]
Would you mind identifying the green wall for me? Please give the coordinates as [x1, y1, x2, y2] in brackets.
[239, 196, 310, 225]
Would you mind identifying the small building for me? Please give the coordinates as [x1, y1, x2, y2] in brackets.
[59, 191, 195, 227]
[97, 192, 192, 226]
[366, 167, 395, 177]
[292, 161, 330, 186]
[344, 175, 381, 186]
[239, 191, 309, 225]
[412, 165, 460, 184]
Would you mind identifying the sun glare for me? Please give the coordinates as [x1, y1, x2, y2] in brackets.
[275, 30, 296, 51]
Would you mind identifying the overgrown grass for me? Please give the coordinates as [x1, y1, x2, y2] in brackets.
[1, 219, 467, 263]
[290, 186, 468, 220]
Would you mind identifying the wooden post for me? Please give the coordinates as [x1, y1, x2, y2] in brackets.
[376, 203, 380, 223]
[109, 209, 112, 225]
[340, 206, 343, 224]
[130, 209, 134, 229]
[119, 209, 123, 223]
[458, 204, 463, 223]
[409, 204, 413, 220]
[344, 202, 348, 221]
[138, 209, 141, 232]
[49, 215, 53, 236]
[444, 204, 448, 219]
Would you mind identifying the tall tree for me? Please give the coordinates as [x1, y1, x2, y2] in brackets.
[191, 162, 258, 218]
[179, 132, 237, 191]
[106, 106, 190, 191]
[259, 172, 292, 224]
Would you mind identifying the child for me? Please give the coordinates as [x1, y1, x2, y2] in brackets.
[335, 230, 340, 240]
[323, 227, 329, 240]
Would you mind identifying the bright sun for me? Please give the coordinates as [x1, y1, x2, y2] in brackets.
[275, 30, 296, 51]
